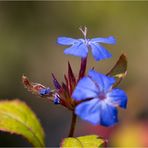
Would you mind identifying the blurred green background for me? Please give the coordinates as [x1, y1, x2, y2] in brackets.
[0, 1, 148, 147]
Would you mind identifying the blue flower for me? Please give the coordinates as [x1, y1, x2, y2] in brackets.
[72, 69, 127, 126]
[53, 93, 60, 104]
[39, 87, 51, 96]
[57, 36, 116, 61]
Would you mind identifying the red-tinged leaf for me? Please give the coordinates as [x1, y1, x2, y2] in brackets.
[107, 54, 127, 87]
[51, 74, 68, 107]
[62, 82, 70, 98]
[68, 62, 76, 85]
[64, 74, 69, 89]
[68, 62, 77, 95]
[64, 74, 72, 95]
[51, 73, 61, 90]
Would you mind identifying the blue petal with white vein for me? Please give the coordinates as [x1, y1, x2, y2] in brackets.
[72, 76, 98, 101]
[75, 98, 118, 126]
[57, 36, 116, 61]
[72, 69, 127, 126]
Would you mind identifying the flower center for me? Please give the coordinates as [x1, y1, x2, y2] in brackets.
[80, 38, 89, 45]
[98, 92, 106, 100]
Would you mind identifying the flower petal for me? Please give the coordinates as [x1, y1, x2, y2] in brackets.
[107, 88, 128, 109]
[57, 37, 78, 45]
[89, 43, 112, 61]
[90, 36, 116, 44]
[72, 77, 98, 101]
[75, 98, 101, 125]
[88, 69, 115, 92]
[100, 102, 118, 126]
[64, 42, 88, 58]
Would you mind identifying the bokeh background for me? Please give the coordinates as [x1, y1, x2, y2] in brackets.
[0, 1, 148, 147]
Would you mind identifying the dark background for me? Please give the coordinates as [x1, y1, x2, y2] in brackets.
[0, 1, 148, 147]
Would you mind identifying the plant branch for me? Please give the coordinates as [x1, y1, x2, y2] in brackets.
[68, 111, 77, 137]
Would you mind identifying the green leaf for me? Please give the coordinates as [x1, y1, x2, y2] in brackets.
[0, 99, 45, 147]
[61, 135, 105, 148]
[107, 54, 127, 87]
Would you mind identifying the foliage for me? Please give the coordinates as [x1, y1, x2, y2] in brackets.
[0, 99, 45, 147]
[61, 135, 105, 148]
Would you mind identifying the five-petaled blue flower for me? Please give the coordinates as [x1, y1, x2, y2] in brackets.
[72, 69, 127, 126]
[57, 36, 116, 61]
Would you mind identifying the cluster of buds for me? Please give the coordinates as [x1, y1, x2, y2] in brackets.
[22, 57, 87, 111]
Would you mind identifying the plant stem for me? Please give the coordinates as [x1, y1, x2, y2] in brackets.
[78, 57, 87, 81]
[68, 111, 77, 137]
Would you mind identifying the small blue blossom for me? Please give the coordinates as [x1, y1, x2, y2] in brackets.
[72, 69, 127, 126]
[57, 28, 116, 61]
[54, 94, 60, 104]
[39, 87, 51, 96]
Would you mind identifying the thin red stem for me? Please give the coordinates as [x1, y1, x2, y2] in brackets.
[68, 111, 77, 137]
[78, 57, 87, 81]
